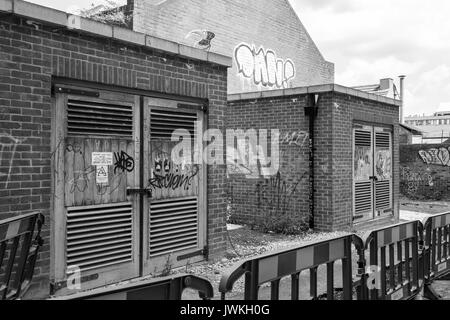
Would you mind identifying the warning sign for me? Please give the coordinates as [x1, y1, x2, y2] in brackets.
[92, 153, 113, 166]
[96, 165, 109, 185]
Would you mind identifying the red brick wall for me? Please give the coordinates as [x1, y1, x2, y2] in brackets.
[226, 91, 400, 232]
[0, 16, 228, 297]
[400, 143, 450, 200]
[131, 0, 334, 95]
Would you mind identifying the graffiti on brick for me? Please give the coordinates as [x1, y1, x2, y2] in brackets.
[400, 166, 434, 196]
[255, 171, 306, 216]
[235, 43, 295, 89]
[419, 147, 450, 167]
[280, 131, 309, 147]
[0, 132, 27, 189]
[185, 30, 215, 51]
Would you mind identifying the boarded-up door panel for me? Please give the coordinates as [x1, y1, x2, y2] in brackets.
[53, 89, 140, 296]
[142, 100, 206, 274]
[374, 129, 393, 216]
[353, 127, 374, 222]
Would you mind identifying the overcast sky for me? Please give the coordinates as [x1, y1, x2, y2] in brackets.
[26, 0, 450, 116]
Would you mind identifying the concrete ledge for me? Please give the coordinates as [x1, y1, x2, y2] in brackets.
[228, 83, 402, 107]
[207, 52, 233, 67]
[145, 35, 179, 56]
[0, 0, 232, 67]
[77, 17, 113, 38]
[113, 26, 145, 46]
[179, 44, 208, 62]
[0, 0, 11, 12]
[13, 0, 67, 26]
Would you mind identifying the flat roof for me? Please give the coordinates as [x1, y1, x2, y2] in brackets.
[227, 84, 402, 107]
[0, 0, 232, 67]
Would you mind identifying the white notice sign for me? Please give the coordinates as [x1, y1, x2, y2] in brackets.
[92, 153, 113, 166]
[96, 165, 109, 185]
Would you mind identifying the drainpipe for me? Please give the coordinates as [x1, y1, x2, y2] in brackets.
[399, 75, 406, 124]
[304, 94, 319, 230]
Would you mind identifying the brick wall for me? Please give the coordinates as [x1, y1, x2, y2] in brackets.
[226, 95, 310, 229]
[400, 143, 450, 200]
[131, 0, 334, 95]
[0, 16, 228, 297]
[226, 90, 400, 232]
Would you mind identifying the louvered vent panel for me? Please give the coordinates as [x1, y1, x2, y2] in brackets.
[151, 109, 197, 140]
[150, 197, 198, 257]
[355, 182, 372, 215]
[375, 181, 391, 210]
[376, 132, 390, 148]
[67, 99, 133, 137]
[66, 203, 133, 272]
[355, 130, 372, 146]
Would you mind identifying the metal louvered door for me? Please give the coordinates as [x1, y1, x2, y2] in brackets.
[374, 127, 393, 217]
[142, 98, 206, 275]
[53, 88, 140, 296]
[353, 126, 374, 222]
[353, 125, 393, 223]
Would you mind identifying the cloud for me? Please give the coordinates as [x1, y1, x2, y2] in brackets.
[289, 0, 450, 115]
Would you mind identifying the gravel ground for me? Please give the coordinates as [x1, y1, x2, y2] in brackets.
[179, 227, 350, 300]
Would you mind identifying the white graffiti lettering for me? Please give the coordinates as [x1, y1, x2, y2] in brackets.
[419, 147, 450, 167]
[235, 43, 295, 89]
[0, 132, 26, 189]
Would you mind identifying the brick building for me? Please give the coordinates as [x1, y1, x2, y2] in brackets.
[127, 0, 401, 231]
[130, 0, 335, 95]
[0, 0, 230, 298]
[0, 0, 403, 300]
[226, 86, 401, 232]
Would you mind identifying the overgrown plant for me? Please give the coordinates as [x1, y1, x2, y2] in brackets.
[79, 1, 132, 28]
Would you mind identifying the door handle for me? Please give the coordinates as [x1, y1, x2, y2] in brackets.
[369, 176, 379, 182]
[127, 188, 152, 198]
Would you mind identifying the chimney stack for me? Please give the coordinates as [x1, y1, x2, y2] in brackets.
[399, 75, 406, 124]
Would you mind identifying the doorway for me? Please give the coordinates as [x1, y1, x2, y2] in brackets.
[353, 124, 393, 223]
[52, 86, 206, 296]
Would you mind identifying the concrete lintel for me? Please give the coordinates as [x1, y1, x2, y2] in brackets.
[113, 26, 145, 46]
[0, 0, 12, 12]
[145, 35, 179, 56]
[207, 52, 233, 67]
[13, 0, 67, 26]
[76, 17, 113, 38]
[179, 44, 208, 62]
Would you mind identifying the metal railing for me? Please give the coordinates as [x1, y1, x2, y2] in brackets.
[422, 212, 450, 299]
[55, 274, 214, 300]
[219, 235, 358, 300]
[0, 212, 44, 300]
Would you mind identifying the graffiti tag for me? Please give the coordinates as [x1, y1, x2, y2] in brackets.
[0, 132, 26, 188]
[235, 43, 295, 89]
[113, 151, 135, 174]
[419, 147, 450, 167]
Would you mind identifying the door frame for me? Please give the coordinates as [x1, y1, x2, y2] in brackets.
[50, 81, 209, 294]
[142, 97, 208, 275]
[352, 122, 394, 224]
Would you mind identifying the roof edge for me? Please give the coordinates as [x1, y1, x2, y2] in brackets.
[228, 84, 402, 107]
[0, 0, 232, 67]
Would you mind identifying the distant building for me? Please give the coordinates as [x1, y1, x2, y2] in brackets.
[353, 78, 401, 100]
[399, 123, 423, 145]
[404, 104, 450, 144]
